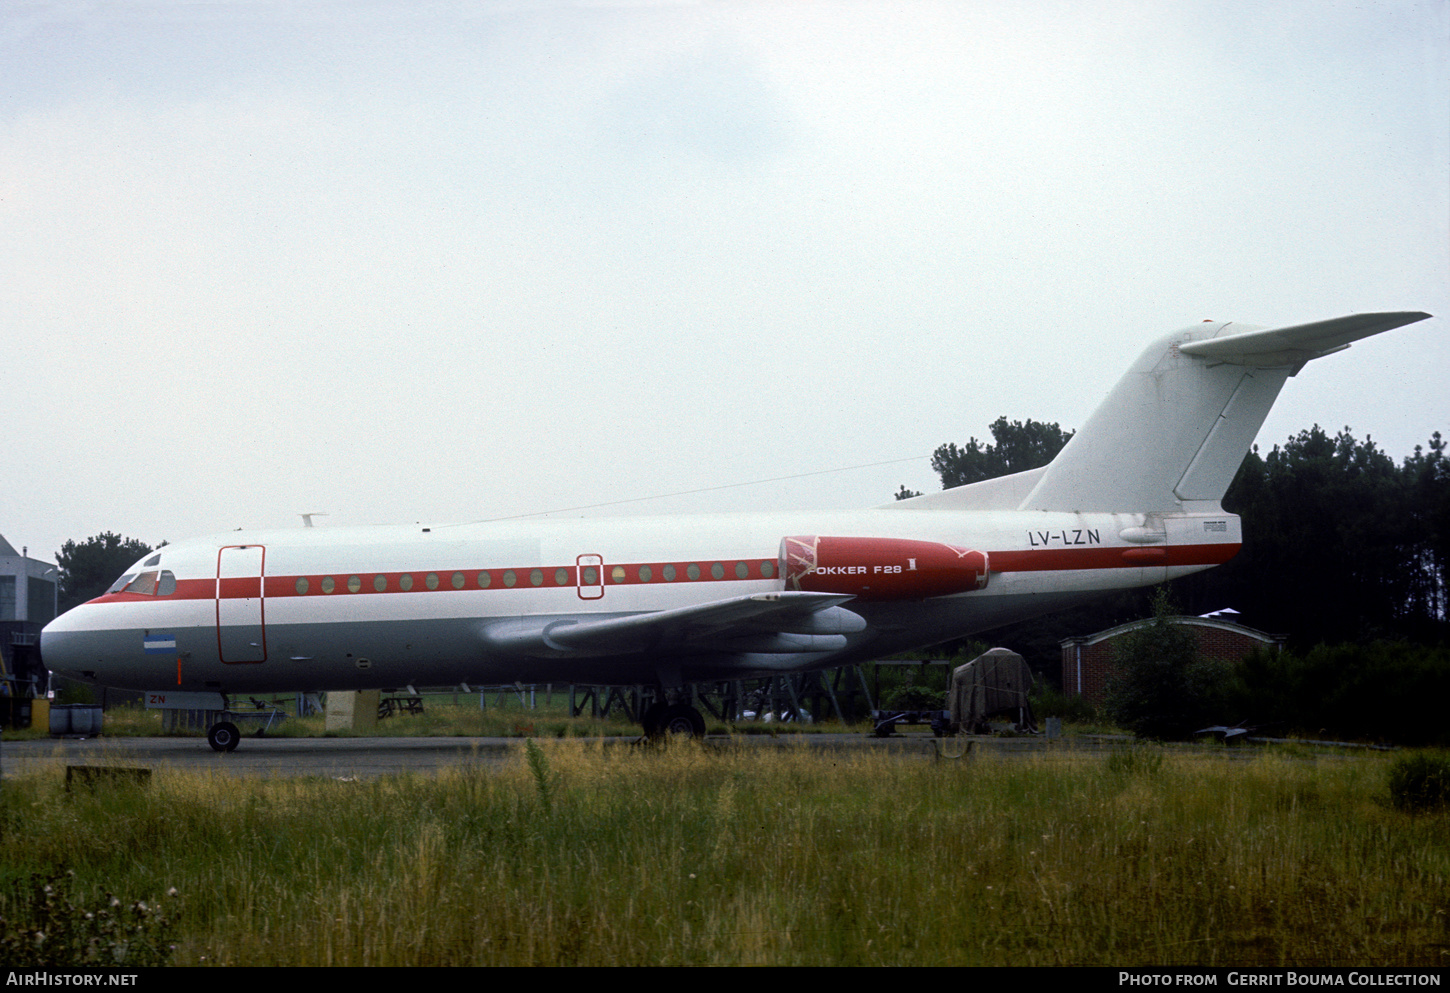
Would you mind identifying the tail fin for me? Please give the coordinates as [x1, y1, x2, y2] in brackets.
[1019, 312, 1431, 514]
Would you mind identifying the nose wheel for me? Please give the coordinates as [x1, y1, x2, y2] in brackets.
[207, 721, 241, 753]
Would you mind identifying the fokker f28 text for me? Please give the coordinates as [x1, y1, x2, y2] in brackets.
[41, 311, 1432, 749]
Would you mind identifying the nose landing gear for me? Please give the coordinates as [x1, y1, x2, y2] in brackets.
[207, 721, 241, 753]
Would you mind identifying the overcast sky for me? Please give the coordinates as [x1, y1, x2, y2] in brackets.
[4, 0, 1446, 564]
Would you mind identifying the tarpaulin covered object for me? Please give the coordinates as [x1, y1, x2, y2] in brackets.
[949, 647, 1037, 733]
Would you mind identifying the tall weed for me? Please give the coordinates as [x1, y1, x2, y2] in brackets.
[1388, 752, 1450, 812]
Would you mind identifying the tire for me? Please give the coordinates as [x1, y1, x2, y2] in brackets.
[208, 721, 241, 753]
[658, 703, 706, 739]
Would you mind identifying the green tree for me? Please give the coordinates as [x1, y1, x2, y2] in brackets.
[930, 416, 1074, 489]
[1402, 431, 1449, 627]
[55, 532, 155, 613]
[1229, 641, 1450, 746]
[1102, 588, 1232, 740]
[1180, 426, 1448, 647]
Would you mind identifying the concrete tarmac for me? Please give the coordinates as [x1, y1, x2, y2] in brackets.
[0, 731, 1093, 780]
[3, 734, 533, 780]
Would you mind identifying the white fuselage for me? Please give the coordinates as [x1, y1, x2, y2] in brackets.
[40, 506, 1240, 695]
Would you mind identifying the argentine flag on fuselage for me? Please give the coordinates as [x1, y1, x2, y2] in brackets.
[143, 633, 177, 654]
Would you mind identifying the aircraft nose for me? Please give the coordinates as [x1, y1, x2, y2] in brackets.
[40, 610, 95, 680]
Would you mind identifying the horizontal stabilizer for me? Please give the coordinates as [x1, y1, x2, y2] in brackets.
[1179, 312, 1430, 371]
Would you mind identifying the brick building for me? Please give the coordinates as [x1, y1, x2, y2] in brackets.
[1059, 614, 1283, 705]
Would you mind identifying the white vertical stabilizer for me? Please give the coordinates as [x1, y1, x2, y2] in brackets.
[1019, 312, 1431, 514]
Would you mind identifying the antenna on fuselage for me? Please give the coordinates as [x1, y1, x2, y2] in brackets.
[300, 512, 329, 528]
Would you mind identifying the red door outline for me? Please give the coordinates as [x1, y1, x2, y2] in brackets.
[217, 545, 267, 663]
[577, 554, 604, 600]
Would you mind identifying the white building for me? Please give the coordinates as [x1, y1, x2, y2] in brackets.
[1, 533, 58, 697]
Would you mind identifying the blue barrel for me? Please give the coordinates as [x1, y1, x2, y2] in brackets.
[50, 705, 103, 736]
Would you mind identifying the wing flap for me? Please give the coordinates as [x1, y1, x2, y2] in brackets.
[481, 591, 865, 658]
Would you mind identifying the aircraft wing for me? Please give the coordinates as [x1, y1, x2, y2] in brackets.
[481, 590, 867, 658]
[1179, 311, 1430, 371]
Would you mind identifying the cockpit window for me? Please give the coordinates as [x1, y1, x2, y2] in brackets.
[144, 554, 162, 567]
[124, 571, 159, 596]
[113, 570, 177, 596]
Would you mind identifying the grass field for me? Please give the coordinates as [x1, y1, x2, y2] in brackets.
[2, 737, 1446, 967]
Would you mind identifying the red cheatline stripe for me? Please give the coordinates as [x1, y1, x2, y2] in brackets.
[990, 543, 1239, 572]
[88, 544, 1238, 603]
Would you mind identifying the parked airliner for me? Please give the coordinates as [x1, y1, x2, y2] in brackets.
[41, 312, 1431, 749]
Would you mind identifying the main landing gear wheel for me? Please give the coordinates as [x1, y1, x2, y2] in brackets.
[658, 703, 706, 739]
[207, 721, 241, 753]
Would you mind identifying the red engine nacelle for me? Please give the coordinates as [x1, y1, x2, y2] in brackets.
[779, 536, 989, 601]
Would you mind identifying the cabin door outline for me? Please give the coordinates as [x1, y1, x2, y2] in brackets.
[577, 554, 604, 600]
[217, 545, 267, 663]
